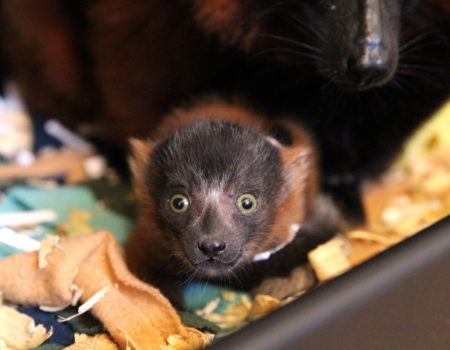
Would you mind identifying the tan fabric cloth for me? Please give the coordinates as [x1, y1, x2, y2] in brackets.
[0, 231, 190, 350]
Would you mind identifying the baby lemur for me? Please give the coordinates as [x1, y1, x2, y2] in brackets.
[125, 98, 341, 306]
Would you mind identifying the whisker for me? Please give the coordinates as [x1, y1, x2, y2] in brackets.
[399, 29, 436, 53]
[320, 71, 338, 91]
[277, 9, 323, 43]
[388, 75, 405, 90]
[248, 47, 318, 64]
[261, 33, 321, 54]
[229, 2, 299, 46]
[398, 63, 449, 75]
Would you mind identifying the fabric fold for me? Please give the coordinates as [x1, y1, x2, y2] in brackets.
[0, 231, 198, 350]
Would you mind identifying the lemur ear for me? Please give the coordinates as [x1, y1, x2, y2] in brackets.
[271, 119, 317, 197]
[280, 145, 313, 188]
[128, 138, 155, 187]
[280, 139, 318, 207]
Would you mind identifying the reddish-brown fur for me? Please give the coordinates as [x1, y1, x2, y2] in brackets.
[3, 0, 447, 231]
[2, 0, 229, 145]
[2, 0, 448, 159]
[1, 0, 92, 127]
[2, 1, 448, 136]
[125, 98, 317, 302]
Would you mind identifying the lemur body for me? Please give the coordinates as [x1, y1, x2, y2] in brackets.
[125, 98, 340, 305]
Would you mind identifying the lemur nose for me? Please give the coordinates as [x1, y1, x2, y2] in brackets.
[198, 240, 226, 257]
[345, 49, 390, 88]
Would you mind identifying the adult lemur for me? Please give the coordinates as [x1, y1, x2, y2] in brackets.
[1, 0, 449, 220]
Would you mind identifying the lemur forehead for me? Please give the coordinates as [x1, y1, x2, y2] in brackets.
[204, 187, 223, 202]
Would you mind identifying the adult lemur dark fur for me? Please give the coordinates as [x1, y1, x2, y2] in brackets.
[1, 0, 449, 220]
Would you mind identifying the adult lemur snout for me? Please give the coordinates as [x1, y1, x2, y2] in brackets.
[336, 0, 400, 90]
[344, 39, 396, 90]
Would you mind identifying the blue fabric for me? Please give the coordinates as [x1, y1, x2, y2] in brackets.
[184, 282, 251, 314]
[0, 185, 133, 245]
[0, 244, 24, 258]
[31, 116, 62, 152]
[19, 307, 75, 346]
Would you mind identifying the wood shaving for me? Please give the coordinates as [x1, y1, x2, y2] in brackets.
[220, 291, 236, 302]
[162, 328, 213, 350]
[322, 100, 450, 270]
[39, 304, 70, 313]
[70, 284, 84, 306]
[64, 333, 119, 350]
[195, 298, 220, 318]
[249, 295, 280, 320]
[58, 286, 109, 322]
[346, 230, 401, 246]
[0, 305, 52, 349]
[38, 234, 60, 268]
[0, 339, 10, 350]
[347, 239, 387, 266]
[308, 237, 352, 282]
[203, 300, 251, 329]
[240, 295, 251, 308]
[0, 210, 56, 228]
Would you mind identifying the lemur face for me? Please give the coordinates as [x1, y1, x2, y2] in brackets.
[146, 120, 282, 278]
[192, 0, 422, 90]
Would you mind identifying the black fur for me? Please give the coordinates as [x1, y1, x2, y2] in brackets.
[245, 194, 343, 288]
[235, 0, 405, 89]
[150, 120, 282, 197]
[135, 119, 340, 293]
[147, 120, 283, 280]
[237, 1, 450, 179]
[1, 0, 449, 223]
[226, 0, 450, 221]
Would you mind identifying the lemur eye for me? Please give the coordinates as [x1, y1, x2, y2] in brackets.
[170, 194, 189, 213]
[237, 194, 257, 214]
